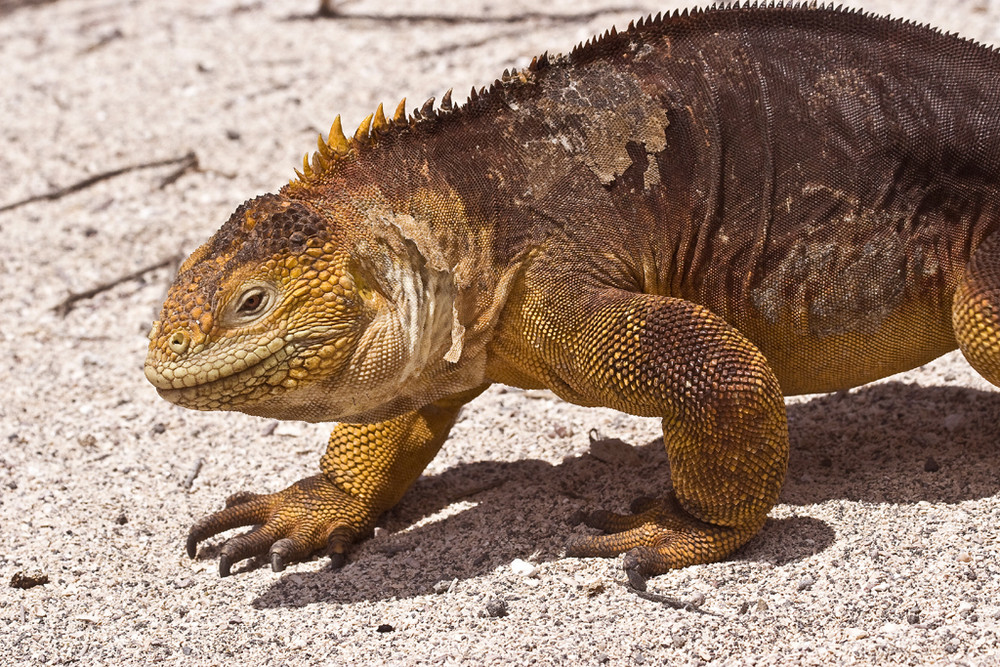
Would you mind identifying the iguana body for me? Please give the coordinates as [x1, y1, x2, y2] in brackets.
[145, 3, 1000, 577]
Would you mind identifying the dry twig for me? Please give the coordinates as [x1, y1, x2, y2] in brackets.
[52, 254, 182, 317]
[303, 5, 647, 24]
[0, 152, 197, 214]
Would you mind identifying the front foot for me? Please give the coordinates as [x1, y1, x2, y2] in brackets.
[187, 474, 375, 577]
[566, 494, 763, 578]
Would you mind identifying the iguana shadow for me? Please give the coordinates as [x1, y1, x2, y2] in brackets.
[251, 381, 1000, 608]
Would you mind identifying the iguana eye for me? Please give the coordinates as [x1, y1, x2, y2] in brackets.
[238, 289, 267, 314]
[223, 283, 278, 326]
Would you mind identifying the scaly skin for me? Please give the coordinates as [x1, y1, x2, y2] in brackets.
[147, 4, 1000, 578]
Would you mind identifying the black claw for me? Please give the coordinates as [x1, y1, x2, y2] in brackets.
[567, 509, 588, 526]
[270, 538, 294, 572]
[219, 553, 233, 578]
[225, 490, 258, 508]
[623, 551, 647, 591]
[579, 509, 614, 530]
[327, 552, 347, 570]
[271, 552, 286, 573]
[186, 534, 199, 559]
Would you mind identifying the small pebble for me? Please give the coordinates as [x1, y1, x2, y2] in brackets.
[510, 558, 538, 576]
[797, 575, 816, 591]
[484, 597, 508, 618]
[845, 628, 868, 640]
[549, 424, 573, 438]
[433, 579, 456, 594]
[72, 614, 100, 624]
[10, 571, 48, 590]
[879, 622, 906, 635]
[273, 422, 304, 437]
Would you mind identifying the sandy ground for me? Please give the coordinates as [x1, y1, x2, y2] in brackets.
[3, 0, 1000, 664]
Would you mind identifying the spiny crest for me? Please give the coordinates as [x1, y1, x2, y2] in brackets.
[568, 1, 994, 65]
[291, 61, 537, 186]
[293, 88, 469, 185]
[294, 98, 405, 184]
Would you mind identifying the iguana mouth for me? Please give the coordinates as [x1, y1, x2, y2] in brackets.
[145, 335, 291, 408]
[154, 350, 292, 410]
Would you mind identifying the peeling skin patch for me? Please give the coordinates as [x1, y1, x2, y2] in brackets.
[358, 184, 484, 366]
[361, 205, 462, 368]
[643, 155, 661, 191]
[535, 63, 669, 185]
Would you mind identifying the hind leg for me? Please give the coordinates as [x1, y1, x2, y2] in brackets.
[492, 285, 789, 576]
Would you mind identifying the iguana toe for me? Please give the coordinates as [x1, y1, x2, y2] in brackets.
[185, 474, 375, 576]
[567, 494, 764, 576]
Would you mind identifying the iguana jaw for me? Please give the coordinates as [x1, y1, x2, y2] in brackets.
[144, 330, 288, 392]
[144, 322, 345, 415]
[145, 303, 454, 423]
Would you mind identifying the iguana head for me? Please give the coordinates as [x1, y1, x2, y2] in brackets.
[146, 106, 491, 423]
[145, 193, 395, 422]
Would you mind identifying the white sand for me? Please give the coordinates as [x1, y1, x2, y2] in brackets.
[2, 0, 1000, 664]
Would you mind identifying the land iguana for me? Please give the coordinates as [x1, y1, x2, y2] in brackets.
[145, 3, 1000, 578]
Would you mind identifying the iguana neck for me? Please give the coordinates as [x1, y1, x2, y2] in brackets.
[279, 141, 529, 410]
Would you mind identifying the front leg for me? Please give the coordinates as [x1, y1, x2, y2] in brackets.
[187, 386, 487, 576]
[490, 284, 788, 576]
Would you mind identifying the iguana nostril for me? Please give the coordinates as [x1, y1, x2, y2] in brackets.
[169, 331, 191, 355]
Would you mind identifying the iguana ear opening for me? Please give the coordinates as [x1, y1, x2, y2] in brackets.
[345, 261, 377, 304]
[342, 254, 392, 315]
